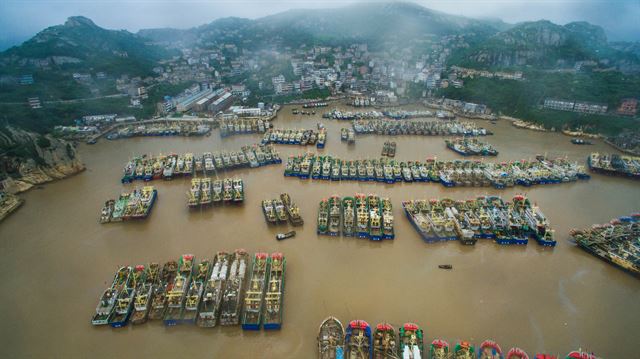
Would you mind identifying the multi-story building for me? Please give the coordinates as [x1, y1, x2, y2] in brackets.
[617, 98, 638, 116]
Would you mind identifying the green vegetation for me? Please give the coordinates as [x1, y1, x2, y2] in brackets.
[438, 71, 640, 135]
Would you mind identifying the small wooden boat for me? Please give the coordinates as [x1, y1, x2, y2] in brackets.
[438, 264, 453, 270]
[565, 350, 598, 359]
[345, 320, 372, 359]
[276, 231, 296, 240]
[373, 323, 397, 359]
[318, 316, 345, 359]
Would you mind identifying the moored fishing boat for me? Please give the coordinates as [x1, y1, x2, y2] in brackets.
[282, 193, 304, 226]
[109, 265, 139, 327]
[223, 178, 233, 203]
[220, 249, 249, 326]
[148, 260, 178, 320]
[130, 263, 160, 324]
[479, 340, 503, 359]
[263, 252, 286, 330]
[274, 199, 288, 223]
[242, 252, 270, 330]
[182, 259, 211, 324]
[163, 254, 194, 326]
[356, 193, 369, 238]
[212, 179, 223, 204]
[99, 199, 115, 224]
[398, 322, 423, 359]
[197, 252, 230, 327]
[373, 323, 396, 359]
[454, 341, 476, 359]
[342, 196, 356, 237]
[345, 320, 372, 359]
[318, 199, 329, 235]
[430, 339, 450, 359]
[263, 199, 277, 224]
[91, 266, 131, 325]
[381, 197, 394, 240]
[318, 316, 345, 359]
[233, 178, 244, 203]
[199, 178, 212, 206]
[368, 194, 383, 240]
[328, 195, 342, 236]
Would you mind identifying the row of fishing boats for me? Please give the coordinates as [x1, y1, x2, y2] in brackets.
[121, 144, 281, 183]
[381, 141, 396, 157]
[402, 195, 556, 246]
[99, 186, 157, 223]
[446, 138, 498, 157]
[219, 118, 270, 137]
[323, 109, 435, 121]
[106, 122, 210, 140]
[352, 120, 489, 137]
[587, 152, 640, 179]
[570, 213, 640, 277]
[91, 251, 286, 330]
[187, 177, 244, 208]
[261, 128, 326, 148]
[284, 154, 589, 189]
[317, 317, 599, 359]
[262, 193, 304, 226]
[341, 128, 356, 144]
[317, 194, 394, 240]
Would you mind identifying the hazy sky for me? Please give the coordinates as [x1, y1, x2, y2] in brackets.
[1, 0, 639, 50]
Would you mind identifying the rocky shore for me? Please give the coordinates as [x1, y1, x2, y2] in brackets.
[0, 127, 85, 221]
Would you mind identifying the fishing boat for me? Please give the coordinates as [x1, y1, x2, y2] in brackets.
[263, 253, 286, 330]
[345, 320, 372, 359]
[342, 196, 356, 236]
[130, 262, 160, 324]
[148, 260, 178, 320]
[430, 339, 450, 359]
[356, 193, 370, 238]
[276, 231, 296, 240]
[398, 322, 423, 359]
[91, 266, 131, 325]
[479, 340, 503, 359]
[274, 199, 288, 223]
[242, 252, 270, 330]
[163, 254, 194, 326]
[281, 193, 304, 226]
[212, 179, 223, 204]
[197, 252, 230, 327]
[454, 341, 476, 359]
[373, 323, 396, 359]
[263, 200, 278, 224]
[182, 259, 211, 324]
[368, 194, 383, 240]
[220, 249, 249, 326]
[99, 199, 115, 224]
[109, 264, 138, 327]
[318, 199, 329, 235]
[506, 348, 529, 359]
[200, 178, 212, 206]
[223, 178, 233, 203]
[329, 195, 342, 236]
[233, 178, 244, 203]
[318, 316, 345, 359]
[381, 197, 394, 240]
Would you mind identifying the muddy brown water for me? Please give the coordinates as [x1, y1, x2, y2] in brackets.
[1, 104, 639, 358]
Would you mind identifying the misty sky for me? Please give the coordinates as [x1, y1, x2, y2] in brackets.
[1, 0, 639, 50]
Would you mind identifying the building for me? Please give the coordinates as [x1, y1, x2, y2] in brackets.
[176, 88, 214, 112]
[617, 98, 638, 116]
[208, 92, 234, 114]
[544, 98, 575, 112]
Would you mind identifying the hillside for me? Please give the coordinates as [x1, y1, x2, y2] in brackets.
[0, 16, 175, 75]
[450, 20, 640, 71]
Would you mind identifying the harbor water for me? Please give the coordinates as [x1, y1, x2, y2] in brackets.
[0, 104, 639, 358]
